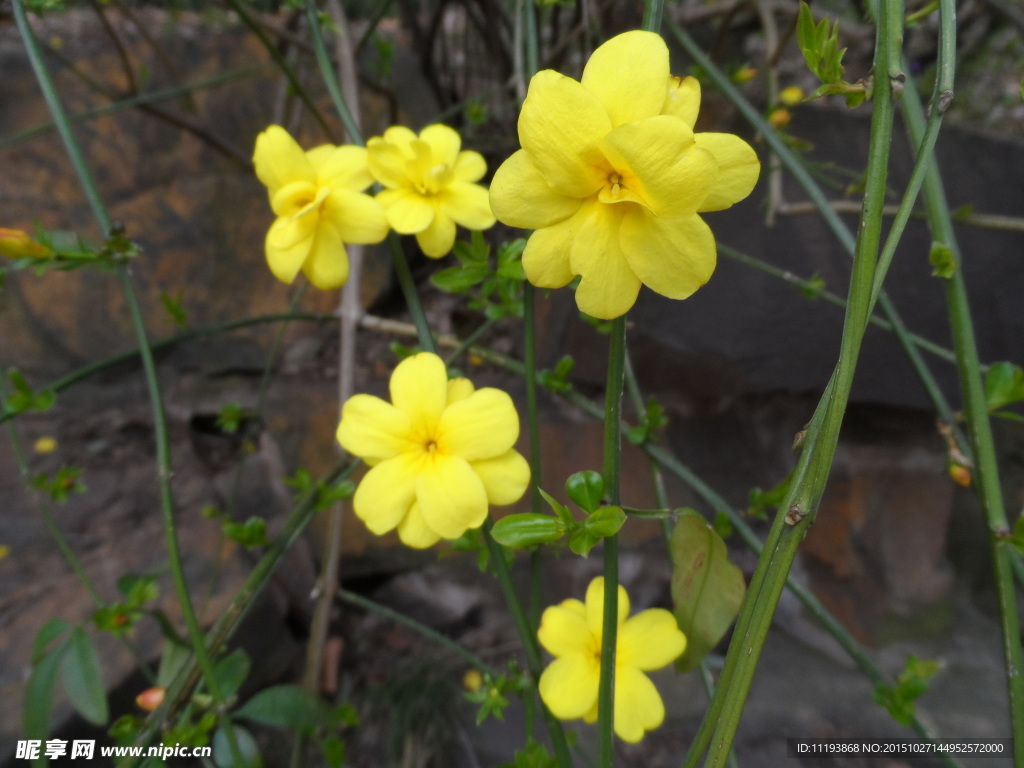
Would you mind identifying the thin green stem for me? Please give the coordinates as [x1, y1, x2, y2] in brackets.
[598, 316, 626, 767]
[445, 317, 500, 366]
[222, 0, 336, 140]
[387, 234, 437, 354]
[338, 589, 498, 676]
[898, 4, 1024, 755]
[305, 2, 363, 144]
[14, 4, 243, 762]
[482, 519, 574, 767]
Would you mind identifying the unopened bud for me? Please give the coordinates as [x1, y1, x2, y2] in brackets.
[779, 86, 805, 106]
[948, 463, 971, 488]
[733, 66, 758, 84]
[135, 687, 166, 711]
[768, 108, 792, 128]
[463, 669, 483, 692]
[0, 229, 52, 260]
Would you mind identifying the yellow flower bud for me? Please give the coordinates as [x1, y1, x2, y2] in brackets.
[768, 108, 792, 128]
[0, 545, 9, 561]
[34, 436, 58, 454]
[779, 86, 805, 106]
[733, 66, 758, 84]
[135, 687, 166, 711]
[0, 229, 52, 260]
[948, 463, 971, 487]
[463, 669, 483, 692]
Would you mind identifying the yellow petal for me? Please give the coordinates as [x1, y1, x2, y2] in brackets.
[390, 353, 449, 433]
[453, 150, 487, 182]
[396, 501, 442, 549]
[302, 222, 349, 290]
[522, 218, 579, 289]
[383, 125, 418, 149]
[538, 600, 595, 657]
[614, 666, 665, 743]
[618, 609, 687, 671]
[337, 393, 413, 461]
[353, 453, 419, 535]
[382, 190, 435, 234]
[470, 449, 530, 506]
[312, 144, 374, 191]
[539, 655, 600, 720]
[367, 137, 408, 189]
[490, 149, 582, 230]
[416, 454, 488, 539]
[580, 30, 670, 128]
[570, 204, 641, 320]
[621, 210, 716, 300]
[438, 388, 520, 461]
[419, 123, 461, 167]
[253, 125, 315, 194]
[584, 577, 630, 644]
[322, 189, 389, 244]
[440, 181, 495, 230]
[662, 75, 701, 128]
[446, 377, 475, 405]
[600, 117, 716, 216]
[519, 70, 611, 197]
[415, 212, 456, 258]
[694, 133, 760, 211]
[265, 216, 314, 284]
[270, 180, 323, 218]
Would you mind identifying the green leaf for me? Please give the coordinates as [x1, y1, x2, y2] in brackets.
[670, 511, 746, 672]
[213, 725, 263, 768]
[155, 639, 192, 688]
[320, 734, 346, 767]
[234, 685, 336, 732]
[929, 242, 957, 278]
[583, 506, 626, 538]
[567, 528, 601, 557]
[565, 471, 603, 513]
[431, 264, 491, 293]
[874, 655, 940, 726]
[214, 649, 251, 699]
[985, 362, 1024, 412]
[32, 618, 73, 664]
[796, 3, 819, 72]
[490, 514, 565, 548]
[159, 289, 188, 329]
[538, 487, 575, 526]
[61, 629, 108, 725]
[24, 648, 64, 745]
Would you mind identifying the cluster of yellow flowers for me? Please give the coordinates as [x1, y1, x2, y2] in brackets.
[252, 123, 495, 290]
[256, 28, 760, 745]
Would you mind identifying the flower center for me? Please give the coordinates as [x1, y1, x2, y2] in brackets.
[425, 439, 438, 453]
[608, 172, 623, 197]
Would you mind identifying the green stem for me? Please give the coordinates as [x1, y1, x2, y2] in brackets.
[598, 316, 627, 767]
[13, 4, 243, 762]
[387, 234, 437, 354]
[482, 519, 574, 767]
[305, 2, 363, 144]
[222, 0, 336, 140]
[898, 6, 1024, 757]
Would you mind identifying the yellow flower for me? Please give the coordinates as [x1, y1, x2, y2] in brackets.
[367, 125, 496, 258]
[0, 228, 52, 260]
[336, 352, 529, 548]
[489, 30, 760, 319]
[253, 126, 388, 290]
[537, 577, 686, 743]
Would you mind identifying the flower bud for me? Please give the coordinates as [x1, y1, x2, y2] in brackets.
[779, 86, 805, 106]
[768, 108, 792, 128]
[0, 229, 52, 260]
[135, 687, 166, 711]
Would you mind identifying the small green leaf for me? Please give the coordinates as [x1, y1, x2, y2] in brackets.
[929, 242, 957, 278]
[713, 510, 734, 539]
[156, 639, 191, 689]
[32, 618, 73, 664]
[583, 506, 626, 538]
[671, 511, 746, 672]
[61, 629, 108, 725]
[159, 289, 188, 329]
[234, 685, 336, 732]
[320, 734, 346, 767]
[213, 649, 251, 699]
[213, 725, 263, 768]
[538, 488, 575, 526]
[222, 517, 270, 549]
[565, 471, 603, 513]
[985, 362, 1024, 413]
[874, 655, 941, 726]
[431, 264, 491, 293]
[567, 529, 600, 557]
[491, 514, 565, 548]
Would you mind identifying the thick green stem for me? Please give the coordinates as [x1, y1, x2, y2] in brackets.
[598, 317, 627, 767]
[898, 4, 1024, 755]
[387, 234, 437, 354]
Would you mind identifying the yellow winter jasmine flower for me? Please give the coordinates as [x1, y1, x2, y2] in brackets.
[367, 124, 496, 258]
[336, 352, 529, 548]
[0, 228, 52, 260]
[490, 30, 760, 319]
[33, 436, 58, 454]
[253, 125, 388, 290]
[538, 577, 686, 743]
